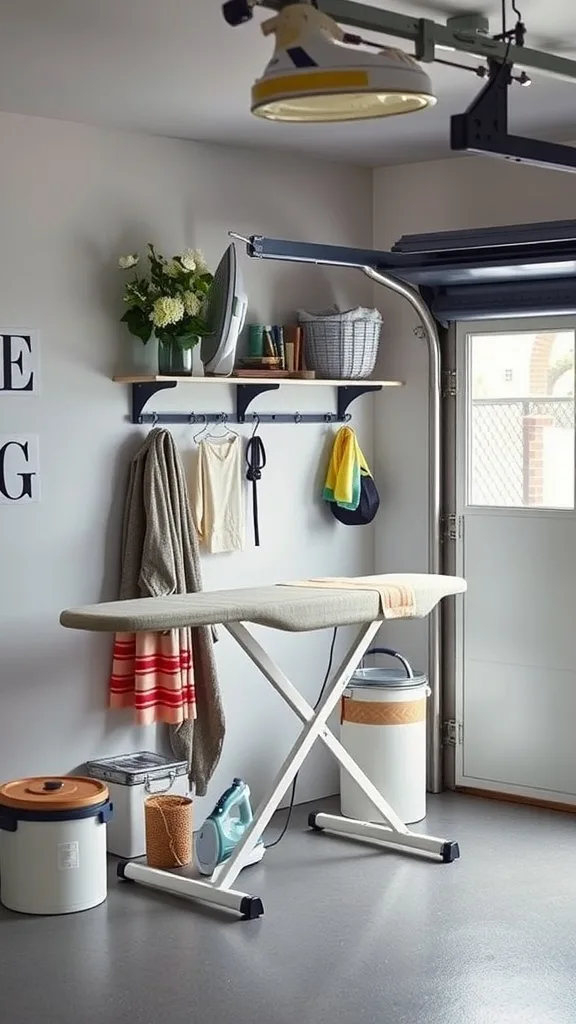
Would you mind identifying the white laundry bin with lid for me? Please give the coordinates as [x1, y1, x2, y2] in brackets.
[340, 648, 430, 825]
[0, 776, 112, 915]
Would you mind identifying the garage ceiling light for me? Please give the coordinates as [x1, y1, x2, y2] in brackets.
[250, 2, 436, 123]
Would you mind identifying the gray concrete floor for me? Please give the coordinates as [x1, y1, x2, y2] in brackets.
[2, 793, 576, 1024]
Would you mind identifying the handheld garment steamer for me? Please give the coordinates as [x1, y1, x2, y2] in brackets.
[195, 778, 266, 876]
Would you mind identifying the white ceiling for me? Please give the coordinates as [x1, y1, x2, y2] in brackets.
[1, 0, 576, 165]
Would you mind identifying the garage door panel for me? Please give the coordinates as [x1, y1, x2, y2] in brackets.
[464, 514, 576, 671]
[463, 659, 576, 796]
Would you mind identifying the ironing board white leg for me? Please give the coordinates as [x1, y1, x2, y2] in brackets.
[117, 615, 459, 920]
[226, 622, 409, 835]
[117, 862, 263, 919]
[214, 621, 381, 890]
[226, 622, 459, 863]
[309, 813, 460, 863]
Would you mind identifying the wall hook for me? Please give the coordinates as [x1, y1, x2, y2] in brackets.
[294, 412, 302, 424]
[218, 412, 239, 438]
[193, 415, 208, 442]
[251, 413, 261, 437]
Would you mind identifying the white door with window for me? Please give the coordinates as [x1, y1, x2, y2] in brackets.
[454, 316, 576, 804]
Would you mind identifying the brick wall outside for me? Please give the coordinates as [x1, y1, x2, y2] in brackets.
[529, 333, 555, 395]
[522, 414, 553, 506]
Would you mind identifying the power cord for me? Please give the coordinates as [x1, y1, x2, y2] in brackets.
[264, 627, 338, 849]
[511, 0, 523, 23]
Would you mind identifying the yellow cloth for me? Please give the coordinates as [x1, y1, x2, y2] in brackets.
[323, 427, 370, 510]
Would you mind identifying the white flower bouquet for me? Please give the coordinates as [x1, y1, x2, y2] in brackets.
[118, 244, 213, 350]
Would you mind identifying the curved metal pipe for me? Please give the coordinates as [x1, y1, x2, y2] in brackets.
[363, 266, 442, 794]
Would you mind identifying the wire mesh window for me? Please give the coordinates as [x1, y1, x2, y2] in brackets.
[467, 331, 576, 509]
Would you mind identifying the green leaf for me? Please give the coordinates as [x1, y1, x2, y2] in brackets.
[121, 309, 152, 343]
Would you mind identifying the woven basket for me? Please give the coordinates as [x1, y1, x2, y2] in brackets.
[144, 794, 193, 869]
[298, 308, 382, 380]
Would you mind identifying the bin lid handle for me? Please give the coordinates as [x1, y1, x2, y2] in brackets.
[364, 647, 414, 678]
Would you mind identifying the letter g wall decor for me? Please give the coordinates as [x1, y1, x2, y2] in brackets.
[0, 330, 41, 504]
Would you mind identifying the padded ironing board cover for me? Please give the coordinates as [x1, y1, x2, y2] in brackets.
[60, 573, 466, 634]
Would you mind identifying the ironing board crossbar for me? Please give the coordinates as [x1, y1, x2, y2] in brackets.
[213, 621, 381, 888]
[224, 622, 409, 840]
[117, 618, 460, 917]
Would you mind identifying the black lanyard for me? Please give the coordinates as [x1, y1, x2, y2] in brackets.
[245, 435, 267, 547]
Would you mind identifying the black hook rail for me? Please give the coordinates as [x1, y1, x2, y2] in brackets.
[140, 411, 354, 426]
[129, 380, 383, 425]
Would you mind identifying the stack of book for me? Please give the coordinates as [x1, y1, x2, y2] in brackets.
[234, 325, 314, 378]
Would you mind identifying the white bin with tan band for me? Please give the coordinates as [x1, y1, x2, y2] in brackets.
[340, 648, 430, 825]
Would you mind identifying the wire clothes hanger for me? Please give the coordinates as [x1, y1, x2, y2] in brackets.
[193, 413, 239, 443]
[192, 414, 208, 443]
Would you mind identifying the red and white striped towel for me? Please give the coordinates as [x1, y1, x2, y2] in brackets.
[109, 628, 196, 726]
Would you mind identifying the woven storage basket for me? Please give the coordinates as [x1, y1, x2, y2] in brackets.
[144, 794, 193, 869]
[298, 307, 382, 380]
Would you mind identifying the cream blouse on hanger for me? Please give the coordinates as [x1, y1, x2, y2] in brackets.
[194, 436, 245, 553]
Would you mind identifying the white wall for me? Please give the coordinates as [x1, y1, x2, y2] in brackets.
[0, 112, 375, 818]
[373, 154, 576, 674]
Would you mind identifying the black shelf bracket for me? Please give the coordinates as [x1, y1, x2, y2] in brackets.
[236, 382, 280, 422]
[132, 381, 177, 423]
[337, 384, 382, 421]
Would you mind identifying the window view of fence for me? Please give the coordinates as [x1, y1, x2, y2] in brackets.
[468, 331, 575, 510]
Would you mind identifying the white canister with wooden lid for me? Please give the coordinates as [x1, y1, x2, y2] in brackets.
[0, 776, 112, 915]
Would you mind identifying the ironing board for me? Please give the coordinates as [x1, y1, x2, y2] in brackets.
[61, 572, 466, 920]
